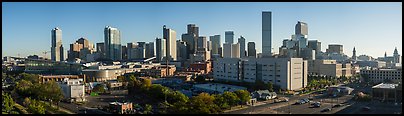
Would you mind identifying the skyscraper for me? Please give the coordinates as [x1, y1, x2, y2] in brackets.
[197, 36, 207, 51]
[232, 43, 240, 58]
[352, 47, 357, 60]
[326, 44, 343, 54]
[238, 36, 246, 58]
[51, 27, 64, 61]
[223, 43, 232, 58]
[177, 40, 188, 61]
[182, 24, 199, 55]
[156, 38, 166, 62]
[163, 25, 177, 61]
[187, 24, 199, 37]
[127, 42, 137, 60]
[209, 35, 221, 55]
[295, 21, 308, 36]
[145, 42, 155, 58]
[207, 40, 212, 52]
[295, 21, 308, 49]
[225, 31, 234, 44]
[248, 42, 256, 58]
[262, 11, 272, 57]
[307, 40, 321, 54]
[68, 37, 95, 62]
[104, 26, 122, 61]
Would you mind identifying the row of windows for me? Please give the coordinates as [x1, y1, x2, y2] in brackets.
[366, 74, 401, 77]
[370, 77, 401, 80]
[362, 71, 401, 74]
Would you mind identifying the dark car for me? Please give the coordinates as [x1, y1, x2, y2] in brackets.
[332, 104, 342, 108]
[321, 108, 331, 112]
[303, 98, 310, 103]
[362, 106, 371, 111]
[312, 102, 321, 108]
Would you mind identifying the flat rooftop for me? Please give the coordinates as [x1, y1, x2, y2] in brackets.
[193, 83, 247, 93]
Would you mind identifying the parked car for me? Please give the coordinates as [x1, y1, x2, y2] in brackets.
[313, 102, 321, 108]
[332, 104, 342, 108]
[295, 98, 309, 105]
[321, 108, 331, 112]
[362, 106, 371, 111]
[302, 98, 310, 103]
[275, 97, 289, 103]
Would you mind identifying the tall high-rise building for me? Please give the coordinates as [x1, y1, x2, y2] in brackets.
[238, 36, 246, 58]
[295, 21, 308, 37]
[326, 44, 343, 54]
[307, 40, 321, 54]
[145, 42, 155, 58]
[68, 37, 95, 62]
[177, 40, 188, 61]
[197, 36, 207, 51]
[223, 43, 232, 58]
[96, 43, 105, 53]
[295, 21, 308, 50]
[218, 47, 223, 57]
[127, 42, 137, 60]
[163, 25, 177, 61]
[393, 47, 400, 64]
[156, 38, 166, 62]
[104, 26, 122, 61]
[181, 24, 199, 55]
[248, 42, 256, 57]
[51, 27, 64, 61]
[187, 24, 199, 37]
[207, 40, 212, 52]
[352, 47, 356, 60]
[210, 35, 221, 55]
[68, 42, 82, 61]
[122, 45, 128, 60]
[232, 43, 240, 58]
[225, 31, 234, 44]
[262, 11, 272, 57]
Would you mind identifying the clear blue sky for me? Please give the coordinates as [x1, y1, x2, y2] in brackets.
[2, 2, 402, 58]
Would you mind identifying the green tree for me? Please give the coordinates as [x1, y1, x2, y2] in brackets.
[169, 101, 189, 114]
[143, 104, 153, 114]
[222, 92, 239, 107]
[234, 90, 251, 107]
[267, 82, 274, 92]
[43, 81, 64, 103]
[141, 78, 152, 90]
[15, 79, 34, 96]
[92, 84, 106, 93]
[2, 93, 15, 114]
[213, 94, 230, 110]
[23, 97, 45, 114]
[167, 91, 189, 104]
[20, 73, 40, 84]
[148, 84, 169, 101]
[27, 99, 45, 114]
[189, 93, 220, 114]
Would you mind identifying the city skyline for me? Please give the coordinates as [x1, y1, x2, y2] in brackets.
[2, 2, 402, 58]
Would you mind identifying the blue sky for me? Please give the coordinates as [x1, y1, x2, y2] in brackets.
[2, 2, 402, 58]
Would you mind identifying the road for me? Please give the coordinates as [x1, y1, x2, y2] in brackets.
[225, 91, 354, 114]
[225, 93, 320, 114]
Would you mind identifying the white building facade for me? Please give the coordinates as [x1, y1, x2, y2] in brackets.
[213, 57, 308, 91]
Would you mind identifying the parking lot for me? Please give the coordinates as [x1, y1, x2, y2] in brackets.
[258, 94, 354, 114]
